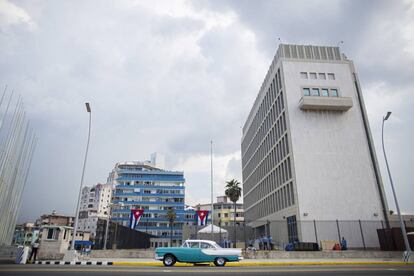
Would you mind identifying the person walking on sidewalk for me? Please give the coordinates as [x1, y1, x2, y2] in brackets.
[28, 239, 40, 263]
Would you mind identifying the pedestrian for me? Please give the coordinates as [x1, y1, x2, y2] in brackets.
[28, 239, 40, 263]
[268, 235, 273, 250]
[341, 237, 347, 250]
[258, 236, 263, 250]
[262, 235, 268, 250]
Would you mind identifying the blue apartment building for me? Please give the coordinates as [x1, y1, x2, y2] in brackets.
[108, 161, 195, 247]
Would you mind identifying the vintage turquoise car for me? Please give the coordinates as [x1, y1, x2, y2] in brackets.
[155, 239, 243, 266]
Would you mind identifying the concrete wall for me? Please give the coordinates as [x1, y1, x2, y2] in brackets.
[90, 249, 154, 259]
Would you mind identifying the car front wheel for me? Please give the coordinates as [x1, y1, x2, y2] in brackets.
[163, 254, 176, 267]
[214, 257, 226, 267]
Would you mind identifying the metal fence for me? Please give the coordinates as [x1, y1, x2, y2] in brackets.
[183, 219, 414, 250]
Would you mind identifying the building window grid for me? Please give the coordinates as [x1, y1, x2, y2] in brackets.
[243, 95, 297, 215]
[242, 73, 282, 166]
[299, 71, 335, 80]
[244, 150, 294, 214]
[302, 86, 340, 97]
[242, 97, 286, 186]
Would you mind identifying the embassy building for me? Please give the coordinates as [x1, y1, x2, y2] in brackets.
[241, 44, 389, 247]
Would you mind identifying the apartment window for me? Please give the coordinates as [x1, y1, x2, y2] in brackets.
[300, 72, 308, 79]
[330, 89, 339, 97]
[321, 88, 329, 97]
[309, 72, 317, 79]
[311, 88, 320, 96]
[318, 73, 326, 80]
[328, 73, 335, 80]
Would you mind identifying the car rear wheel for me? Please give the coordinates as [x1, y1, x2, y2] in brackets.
[163, 254, 176, 267]
[214, 257, 226, 267]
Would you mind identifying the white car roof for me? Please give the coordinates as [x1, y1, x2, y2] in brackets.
[185, 240, 216, 244]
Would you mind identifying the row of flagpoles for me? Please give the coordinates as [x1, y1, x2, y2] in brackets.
[0, 85, 37, 245]
[128, 209, 210, 229]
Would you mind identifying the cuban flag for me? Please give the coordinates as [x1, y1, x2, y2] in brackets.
[129, 209, 144, 230]
[196, 210, 209, 226]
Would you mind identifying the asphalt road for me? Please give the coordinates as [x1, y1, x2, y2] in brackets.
[0, 265, 414, 276]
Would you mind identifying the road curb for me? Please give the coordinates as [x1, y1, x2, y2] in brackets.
[33, 261, 113, 265]
[111, 261, 414, 267]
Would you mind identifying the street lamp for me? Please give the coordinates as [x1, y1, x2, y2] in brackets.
[382, 111, 412, 262]
[70, 103, 92, 253]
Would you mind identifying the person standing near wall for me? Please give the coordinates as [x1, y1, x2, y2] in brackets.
[28, 239, 39, 263]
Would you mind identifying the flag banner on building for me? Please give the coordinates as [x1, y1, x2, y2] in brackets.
[196, 210, 209, 226]
[129, 209, 144, 229]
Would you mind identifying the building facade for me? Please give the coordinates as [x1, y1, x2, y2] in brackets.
[195, 196, 244, 226]
[108, 160, 195, 248]
[241, 44, 388, 247]
[77, 183, 112, 238]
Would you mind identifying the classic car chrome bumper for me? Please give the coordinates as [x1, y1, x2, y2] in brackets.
[238, 256, 244, 260]
[155, 254, 163, 260]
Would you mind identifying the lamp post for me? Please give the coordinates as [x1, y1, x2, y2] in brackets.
[382, 111, 412, 262]
[70, 103, 92, 253]
[103, 202, 116, 250]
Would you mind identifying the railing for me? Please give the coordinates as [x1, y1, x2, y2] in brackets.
[182, 219, 414, 250]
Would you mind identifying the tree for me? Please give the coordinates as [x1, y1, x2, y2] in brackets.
[167, 207, 176, 247]
[225, 179, 242, 248]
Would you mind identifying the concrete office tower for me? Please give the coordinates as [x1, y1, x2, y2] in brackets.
[108, 159, 194, 248]
[241, 44, 388, 246]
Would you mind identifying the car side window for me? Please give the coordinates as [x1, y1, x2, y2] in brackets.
[189, 242, 199, 248]
[201, 242, 214, 249]
[182, 242, 188, 248]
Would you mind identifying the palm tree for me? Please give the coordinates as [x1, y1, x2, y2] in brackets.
[225, 179, 242, 248]
[167, 207, 176, 247]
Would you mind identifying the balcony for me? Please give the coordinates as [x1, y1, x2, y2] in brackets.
[299, 96, 353, 111]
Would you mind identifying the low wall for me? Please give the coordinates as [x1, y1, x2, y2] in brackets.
[0, 245, 19, 263]
[89, 249, 402, 259]
[243, 250, 403, 259]
[90, 249, 155, 259]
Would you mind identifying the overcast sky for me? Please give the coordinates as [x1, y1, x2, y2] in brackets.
[0, 0, 413, 223]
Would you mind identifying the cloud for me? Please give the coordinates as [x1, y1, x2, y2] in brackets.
[0, 0, 411, 222]
[171, 150, 242, 206]
[0, 0, 34, 30]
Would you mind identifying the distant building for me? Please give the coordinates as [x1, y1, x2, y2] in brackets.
[108, 158, 195, 247]
[195, 196, 244, 226]
[35, 211, 74, 227]
[77, 183, 112, 238]
[241, 44, 389, 247]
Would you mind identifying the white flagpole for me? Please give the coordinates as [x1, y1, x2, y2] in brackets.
[210, 140, 214, 240]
